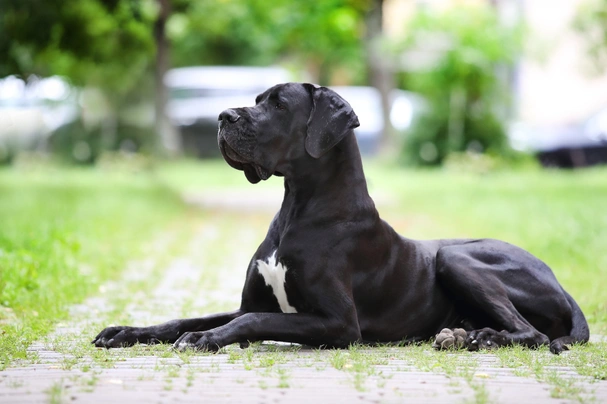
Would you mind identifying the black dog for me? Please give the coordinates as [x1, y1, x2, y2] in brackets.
[93, 83, 589, 354]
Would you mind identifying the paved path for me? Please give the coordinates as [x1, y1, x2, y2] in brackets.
[1, 200, 606, 404]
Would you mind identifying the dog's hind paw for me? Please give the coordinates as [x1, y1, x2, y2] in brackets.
[432, 328, 467, 350]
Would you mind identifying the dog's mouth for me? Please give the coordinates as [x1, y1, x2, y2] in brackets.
[218, 134, 271, 184]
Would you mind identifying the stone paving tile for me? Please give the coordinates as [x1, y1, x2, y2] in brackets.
[1, 211, 606, 404]
[3, 348, 606, 404]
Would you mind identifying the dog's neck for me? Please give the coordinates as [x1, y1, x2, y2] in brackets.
[280, 133, 375, 218]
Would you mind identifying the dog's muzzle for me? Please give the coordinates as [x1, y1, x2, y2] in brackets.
[217, 109, 271, 184]
[217, 108, 248, 166]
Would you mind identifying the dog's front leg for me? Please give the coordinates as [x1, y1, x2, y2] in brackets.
[93, 310, 243, 348]
[174, 312, 361, 351]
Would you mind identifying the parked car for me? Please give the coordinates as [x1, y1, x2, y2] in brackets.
[330, 86, 425, 155]
[165, 67, 425, 158]
[509, 106, 607, 168]
[164, 66, 292, 157]
[0, 75, 77, 162]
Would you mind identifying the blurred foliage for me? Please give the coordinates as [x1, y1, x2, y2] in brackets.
[394, 6, 523, 166]
[169, 0, 371, 84]
[0, 142, 16, 166]
[0, 0, 375, 164]
[0, 0, 159, 163]
[0, 0, 372, 87]
[574, 0, 607, 74]
[0, 0, 155, 94]
[49, 120, 153, 165]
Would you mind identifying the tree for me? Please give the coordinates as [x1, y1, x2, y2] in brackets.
[0, 0, 154, 94]
[574, 0, 607, 74]
[364, 0, 394, 148]
[0, 0, 182, 156]
[275, 0, 370, 84]
[395, 5, 522, 166]
[168, 0, 371, 85]
[155, 0, 180, 155]
[1, 0, 385, 159]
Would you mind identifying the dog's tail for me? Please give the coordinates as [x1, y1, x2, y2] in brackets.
[549, 289, 590, 354]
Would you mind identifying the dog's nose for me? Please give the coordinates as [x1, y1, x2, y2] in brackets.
[218, 109, 241, 124]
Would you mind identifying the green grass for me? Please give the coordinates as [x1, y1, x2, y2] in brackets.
[494, 343, 603, 401]
[0, 164, 188, 368]
[47, 379, 65, 404]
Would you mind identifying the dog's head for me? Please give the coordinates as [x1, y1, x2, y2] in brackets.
[217, 83, 360, 183]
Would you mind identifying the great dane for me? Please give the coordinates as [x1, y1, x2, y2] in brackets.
[93, 83, 589, 354]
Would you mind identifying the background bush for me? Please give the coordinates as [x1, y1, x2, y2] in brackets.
[396, 6, 523, 166]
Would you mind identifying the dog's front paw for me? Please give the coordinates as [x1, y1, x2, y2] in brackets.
[466, 328, 509, 351]
[173, 331, 221, 352]
[432, 328, 467, 350]
[92, 326, 141, 348]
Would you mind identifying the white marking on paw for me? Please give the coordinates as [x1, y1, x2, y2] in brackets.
[256, 251, 297, 313]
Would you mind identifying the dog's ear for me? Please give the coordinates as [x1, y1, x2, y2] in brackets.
[304, 84, 360, 159]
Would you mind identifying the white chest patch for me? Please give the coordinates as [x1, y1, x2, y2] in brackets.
[256, 251, 297, 313]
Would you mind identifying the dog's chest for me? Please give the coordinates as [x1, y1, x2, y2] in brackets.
[255, 251, 297, 313]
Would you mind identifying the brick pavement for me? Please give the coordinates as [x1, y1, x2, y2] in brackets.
[1, 203, 605, 404]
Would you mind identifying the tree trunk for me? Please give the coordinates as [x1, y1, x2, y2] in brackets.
[365, 0, 395, 151]
[447, 85, 466, 153]
[154, 0, 181, 156]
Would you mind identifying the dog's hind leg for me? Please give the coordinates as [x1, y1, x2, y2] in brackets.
[435, 246, 550, 351]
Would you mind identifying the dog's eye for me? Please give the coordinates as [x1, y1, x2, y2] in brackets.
[275, 102, 285, 111]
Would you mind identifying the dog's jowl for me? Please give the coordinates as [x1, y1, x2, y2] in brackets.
[93, 83, 589, 354]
